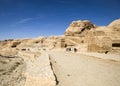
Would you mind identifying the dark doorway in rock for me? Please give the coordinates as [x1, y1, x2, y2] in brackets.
[112, 43, 120, 47]
[64, 44, 67, 48]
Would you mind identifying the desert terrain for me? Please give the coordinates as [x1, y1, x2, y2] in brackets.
[0, 19, 120, 86]
[49, 49, 120, 86]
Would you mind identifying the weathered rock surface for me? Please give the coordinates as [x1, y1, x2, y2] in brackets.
[0, 56, 26, 86]
[87, 19, 120, 53]
[65, 20, 95, 37]
[108, 19, 120, 39]
[108, 19, 120, 29]
[18, 51, 56, 86]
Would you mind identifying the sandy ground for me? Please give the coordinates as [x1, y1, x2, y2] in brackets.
[48, 50, 120, 86]
[1, 49, 120, 86]
[78, 52, 120, 61]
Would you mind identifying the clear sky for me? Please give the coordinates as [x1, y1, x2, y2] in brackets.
[0, 0, 120, 40]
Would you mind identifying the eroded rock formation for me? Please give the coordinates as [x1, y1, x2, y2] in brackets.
[65, 20, 95, 37]
[0, 19, 120, 55]
[0, 56, 26, 86]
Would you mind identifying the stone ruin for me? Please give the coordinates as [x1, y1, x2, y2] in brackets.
[63, 19, 120, 54]
[0, 19, 120, 55]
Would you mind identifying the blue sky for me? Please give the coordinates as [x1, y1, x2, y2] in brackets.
[0, 0, 120, 40]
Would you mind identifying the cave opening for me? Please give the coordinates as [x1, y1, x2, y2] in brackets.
[112, 43, 120, 47]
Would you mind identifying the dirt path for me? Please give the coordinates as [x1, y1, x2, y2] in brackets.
[48, 51, 120, 86]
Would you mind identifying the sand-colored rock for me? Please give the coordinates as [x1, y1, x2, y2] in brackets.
[87, 26, 112, 52]
[87, 24, 120, 53]
[108, 19, 120, 39]
[0, 56, 26, 86]
[18, 51, 56, 86]
[65, 20, 95, 36]
[108, 19, 120, 29]
[62, 19, 120, 53]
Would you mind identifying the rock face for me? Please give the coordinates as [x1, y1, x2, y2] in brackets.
[63, 19, 120, 53]
[87, 26, 111, 52]
[0, 40, 20, 57]
[87, 19, 120, 53]
[0, 56, 26, 86]
[108, 19, 120, 39]
[108, 19, 120, 29]
[65, 20, 95, 37]
[0, 19, 120, 54]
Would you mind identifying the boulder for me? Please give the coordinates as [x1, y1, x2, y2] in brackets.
[108, 19, 120, 29]
[107, 19, 120, 39]
[65, 20, 95, 37]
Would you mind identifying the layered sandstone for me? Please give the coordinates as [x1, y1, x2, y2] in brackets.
[65, 20, 95, 37]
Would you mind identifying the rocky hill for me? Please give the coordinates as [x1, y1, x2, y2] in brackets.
[65, 20, 95, 37]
